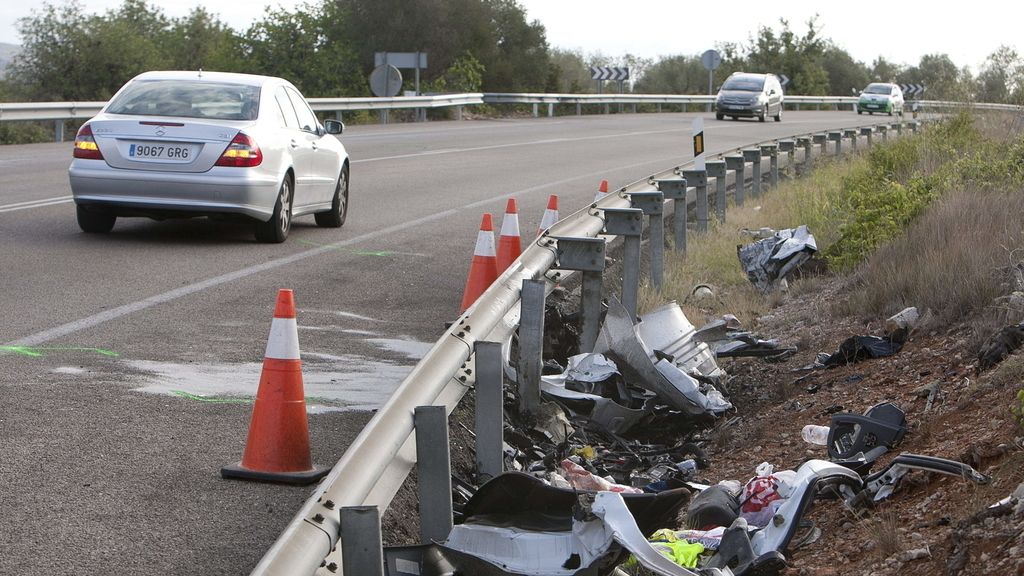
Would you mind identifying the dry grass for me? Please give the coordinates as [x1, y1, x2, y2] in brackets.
[865, 509, 903, 560]
[846, 186, 1024, 335]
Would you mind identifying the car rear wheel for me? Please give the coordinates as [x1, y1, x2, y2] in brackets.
[716, 113, 724, 120]
[255, 176, 293, 243]
[858, 110, 863, 115]
[315, 165, 349, 228]
[77, 205, 116, 234]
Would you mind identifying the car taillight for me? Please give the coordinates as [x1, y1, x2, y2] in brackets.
[73, 124, 104, 160]
[215, 132, 263, 167]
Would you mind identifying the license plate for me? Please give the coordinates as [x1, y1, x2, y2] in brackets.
[127, 142, 197, 161]
[867, 104, 879, 109]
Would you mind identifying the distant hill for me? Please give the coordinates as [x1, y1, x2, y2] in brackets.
[0, 43, 20, 77]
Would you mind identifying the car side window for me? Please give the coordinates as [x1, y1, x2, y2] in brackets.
[275, 87, 299, 129]
[286, 88, 319, 134]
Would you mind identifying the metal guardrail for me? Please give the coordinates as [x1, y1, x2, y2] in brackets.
[250, 117, 932, 575]
[3, 93, 1019, 141]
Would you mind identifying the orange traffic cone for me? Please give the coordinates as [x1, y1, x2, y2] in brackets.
[222, 289, 327, 485]
[460, 213, 499, 313]
[496, 199, 523, 273]
[594, 179, 610, 202]
[538, 194, 559, 236]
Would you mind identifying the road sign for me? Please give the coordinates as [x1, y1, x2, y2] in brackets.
[375, 52, 428, 69]
[369, 64, 402, 97]
[701, 50, 722, 71]
[899, 83, 925, 97]
[590, 66, 630, 81]
[779, 74, 790, 88]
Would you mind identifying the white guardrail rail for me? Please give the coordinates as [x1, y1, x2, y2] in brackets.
[250, 117, 945, 575]
[1, 93, 1020, 141]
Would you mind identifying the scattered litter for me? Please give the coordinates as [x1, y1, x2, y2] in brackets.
[821, 333, 906, 367]
[885, 306, 920, 334]
[694, 316, 796, 360]
[737, 225, 817, 293]
[560, 459, 643, 493]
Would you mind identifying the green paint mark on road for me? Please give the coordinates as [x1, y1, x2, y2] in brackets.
[0, 346, 119, 358]
[171, 390, 252, 404]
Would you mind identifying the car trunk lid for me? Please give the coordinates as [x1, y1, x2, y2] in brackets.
[88, 118, 243, 173]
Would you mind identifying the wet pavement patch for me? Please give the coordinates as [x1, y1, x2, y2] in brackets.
[125, 344, 426, 411]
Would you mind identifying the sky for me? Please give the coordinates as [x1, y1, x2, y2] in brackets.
[0, 0, 1018, 72]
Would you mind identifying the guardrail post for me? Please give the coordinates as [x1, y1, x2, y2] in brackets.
[724, 155, 745, 206]
[861, 126, 874, 147]
[828, 131, 842, 156]
[682, 170, 709, 233]
[742, 149, 761, 198]
[603, 208, 644, 318]
[548, 103, 555, 117]
[455, 106, 463, 121]
[380, 110, 389, 125]
[813, 133, 827, 157]
[656, 178, 688, 252]
[532, 103, 539, 118]
[576, 103, 582, 116]
[414, 405, 453, 544]
[340, 506, 384, 576]
[878, 124, 889, 142]
[517, 279, 545, 415]
[892, 122, 903, 136]
[910, 121, 919, 134]
[761, 144, 779, 189]
[778, 140, 796, 179]
[473, 341, 503, 482]
[705, 161, 727, 222]
[629, 192, 665, 290]
[844, 129, 858, 152]
[657, 103, 662, 113]
[552, 237, 606, 352]
[797, 137, 813, 171]
[54, 120, 64, 143]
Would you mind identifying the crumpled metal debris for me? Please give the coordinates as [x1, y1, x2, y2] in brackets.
[737, 225, 817, 293]
[540, 354, 654, 435]
[693, 316, 796, 360]
[594, 298, 732, 417]
[440, 472, 726, 576]
[637, 302, 727, 384]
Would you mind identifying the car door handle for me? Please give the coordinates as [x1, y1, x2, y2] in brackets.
[290, 139, 299, 149]
[311, 142, 318, 151]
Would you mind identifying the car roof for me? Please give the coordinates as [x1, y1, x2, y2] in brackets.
[867, 82, 897, 88]
[129, 70, 284, 88]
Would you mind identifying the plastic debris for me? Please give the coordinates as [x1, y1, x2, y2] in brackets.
[737, 225, 817, 293]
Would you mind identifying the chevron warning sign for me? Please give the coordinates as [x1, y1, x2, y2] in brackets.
[899, 83, 925, 96]
[590, 66, 630, 81]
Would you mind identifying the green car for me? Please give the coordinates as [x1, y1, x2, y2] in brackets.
[857, 82, 904, 116]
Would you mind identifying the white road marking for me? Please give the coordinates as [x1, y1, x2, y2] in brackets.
[0, 195, 73, 213]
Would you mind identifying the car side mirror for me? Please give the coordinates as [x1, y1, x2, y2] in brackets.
[324, 119, 344, 135]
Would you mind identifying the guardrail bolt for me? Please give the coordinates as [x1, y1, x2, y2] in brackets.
[327, 562, 338, 573]
[313, 513, 324, 524]
[324, 500, 335, 510]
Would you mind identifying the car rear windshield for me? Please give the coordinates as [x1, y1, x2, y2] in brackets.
[722, 76, 765, 91]
[864, 84, 891, 94]
[106, 79, 261, 120]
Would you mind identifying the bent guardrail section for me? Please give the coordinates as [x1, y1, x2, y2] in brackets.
[250, 117, 932, 575]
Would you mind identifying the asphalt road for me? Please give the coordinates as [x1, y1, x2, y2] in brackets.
[0, 110, 898, 575]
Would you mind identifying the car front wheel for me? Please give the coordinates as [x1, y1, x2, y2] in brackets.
[315, 165, 349, 228]
[759, 105, 767, 122]
[77, 205, 116, 234]
[774, 106, 782, 122]
[255, 176, 293, 243]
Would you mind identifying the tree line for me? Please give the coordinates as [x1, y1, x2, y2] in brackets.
[2, 0, 1023, 105]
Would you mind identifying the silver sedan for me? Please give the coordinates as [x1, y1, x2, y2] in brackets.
[68, 70, 350, 243]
